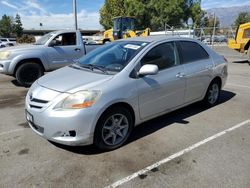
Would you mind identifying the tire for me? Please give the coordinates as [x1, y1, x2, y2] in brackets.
[203, 80, 221, 107]
[15, 62, 44, 87]
[94, 106, 133, 151]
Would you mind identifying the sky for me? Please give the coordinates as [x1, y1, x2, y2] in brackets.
[0, 0, 250, 30]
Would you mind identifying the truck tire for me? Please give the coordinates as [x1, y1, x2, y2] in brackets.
[15, 62, 44, 87]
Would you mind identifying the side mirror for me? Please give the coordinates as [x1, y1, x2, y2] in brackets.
[138, 64, 159, 76]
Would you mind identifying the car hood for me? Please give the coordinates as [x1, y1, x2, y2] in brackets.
[37, 66, 113, 93]
[0, 44, 45, 52]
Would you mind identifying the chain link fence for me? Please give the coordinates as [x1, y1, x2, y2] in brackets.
[151, 26, 238, 46]
[193, 27, 237, 45]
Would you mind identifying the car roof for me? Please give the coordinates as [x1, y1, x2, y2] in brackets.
[118, 35, 198, 43]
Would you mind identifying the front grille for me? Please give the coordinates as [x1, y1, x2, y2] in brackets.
[30, 98, 48, 104]
[28, 97, 49, 109]
[29, 104, 43, 109]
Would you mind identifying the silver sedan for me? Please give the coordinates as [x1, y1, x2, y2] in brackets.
[25, 36, 228, 151]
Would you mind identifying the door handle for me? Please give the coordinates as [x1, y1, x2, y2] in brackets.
[75, 48, 81, 51]
[176, 72, 185, 78]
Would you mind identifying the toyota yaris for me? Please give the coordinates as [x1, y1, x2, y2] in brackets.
[25, 36, 228, 150]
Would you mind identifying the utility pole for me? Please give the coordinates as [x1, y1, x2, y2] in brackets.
[73, 0, 78, 30]
[212, 12, 216, 45]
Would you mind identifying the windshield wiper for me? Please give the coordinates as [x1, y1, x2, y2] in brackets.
[79, 64, 108, 74]
[90, 64, 108, 74]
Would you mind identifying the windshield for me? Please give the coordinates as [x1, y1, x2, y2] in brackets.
[35, 32, 56, 45]
[114, 17, 136, 31]
[77, 41, 148, 73]
[114, 18, 121, 31]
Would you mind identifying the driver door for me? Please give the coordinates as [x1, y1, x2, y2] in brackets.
[46, 32, 83, 69]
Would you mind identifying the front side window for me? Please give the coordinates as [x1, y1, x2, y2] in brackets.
[141, 42, 179, 70]
[179, 41, 209, 64]
[52, 33, 76, 46]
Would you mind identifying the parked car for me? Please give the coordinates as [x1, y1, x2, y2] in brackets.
[0, 30, 100, 87]
[0, 41, 5, 48]
[25, 36, 228, 151]
[0, 38, 16, 47]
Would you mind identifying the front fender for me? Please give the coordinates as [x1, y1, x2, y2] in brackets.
[8, 53, 48, 74]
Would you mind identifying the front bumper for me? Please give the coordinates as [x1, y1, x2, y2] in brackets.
[0, 60, 11, 74]
[25, 86, 99, 146]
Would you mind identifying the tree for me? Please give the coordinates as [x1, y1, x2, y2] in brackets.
[187, 2, 204, 28]
[147, 0, 187, 30]
[0, 14, 24, 38]
[100, 0, 126, 30]
[99, 0, 203, 31]
[234, 12, 250, 27]
[14, 14, 23, 37]
[124, 0, 151, 30]
[0, 15, 14, 37]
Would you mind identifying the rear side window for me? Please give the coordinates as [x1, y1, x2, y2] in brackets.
[141, 42, 178, 70]
[179, 41, 209, 64]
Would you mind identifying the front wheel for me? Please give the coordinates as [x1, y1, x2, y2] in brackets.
[94, 107, 133, 151]
[203, 81, 221, 107]
[15, 62, 44, 87]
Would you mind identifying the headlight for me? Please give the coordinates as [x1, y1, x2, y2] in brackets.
[0, 51, 11, 60]
[54, 90, 101, 110]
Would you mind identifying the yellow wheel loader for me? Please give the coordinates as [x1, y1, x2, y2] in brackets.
[228, 22, 250, 63]
[101, 16, 150, 44]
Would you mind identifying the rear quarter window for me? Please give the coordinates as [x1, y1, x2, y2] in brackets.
[179, 41, 209, 64]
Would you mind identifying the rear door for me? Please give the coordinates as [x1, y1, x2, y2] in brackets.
[136, 42, 186, 120]
[177, 41, 213, 103]
[46, 32, 84, 69]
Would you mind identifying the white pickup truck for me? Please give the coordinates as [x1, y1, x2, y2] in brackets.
[0, 30, 99, 87]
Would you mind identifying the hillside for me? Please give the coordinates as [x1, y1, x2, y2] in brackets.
[206, 5, 250, 27]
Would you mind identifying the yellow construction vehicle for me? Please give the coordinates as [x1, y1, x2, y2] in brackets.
[228, 22, 250, 62]
[101, 16, 150, 44]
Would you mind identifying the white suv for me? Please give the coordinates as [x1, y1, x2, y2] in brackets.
[0, 38, 16, 47]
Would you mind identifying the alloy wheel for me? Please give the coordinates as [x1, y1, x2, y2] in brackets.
[208, 83, 219, 104]
[101, 114, 129, 146]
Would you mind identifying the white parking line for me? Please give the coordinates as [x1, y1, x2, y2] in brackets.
[226, 83, 250, 89]
[106, 119, 250, 188]
[0, 128, 26, 136]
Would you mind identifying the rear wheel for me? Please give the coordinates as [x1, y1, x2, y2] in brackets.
[203, 80, 221, 107]
[94, 106, 133, 151]
[15, 62, 44, 87]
